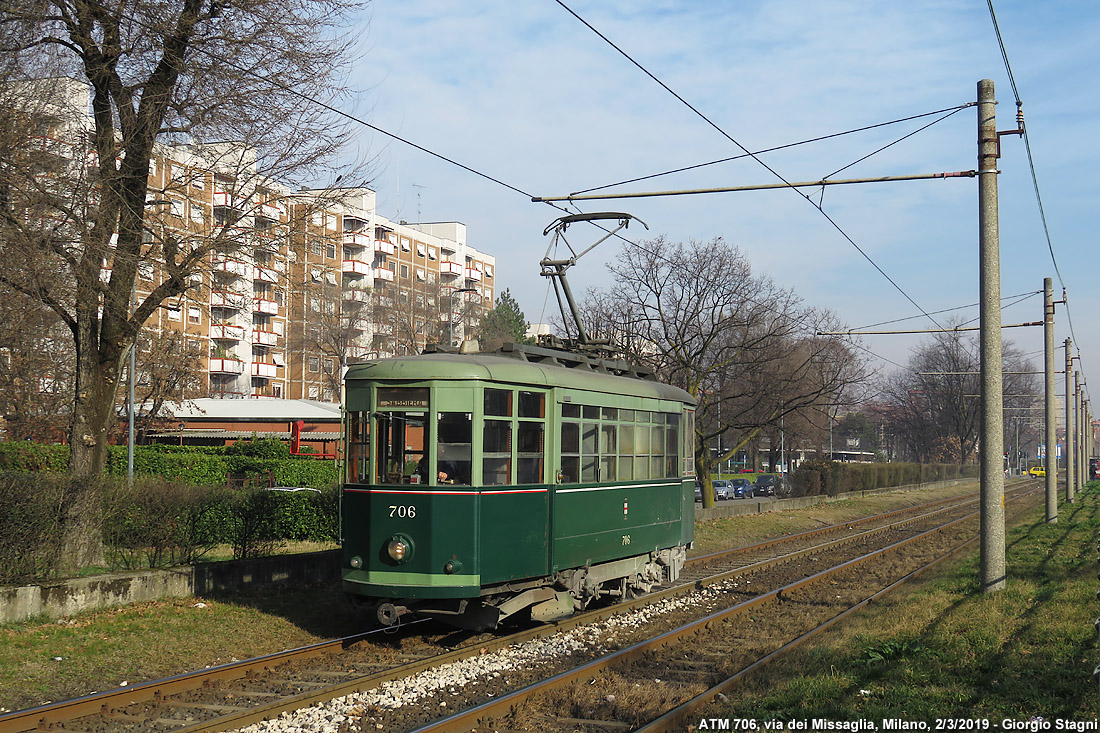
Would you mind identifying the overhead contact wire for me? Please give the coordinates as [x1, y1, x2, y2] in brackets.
[552, 0, 946, 332]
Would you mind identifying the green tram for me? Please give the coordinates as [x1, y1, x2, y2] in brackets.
[341, 342, 697, 630]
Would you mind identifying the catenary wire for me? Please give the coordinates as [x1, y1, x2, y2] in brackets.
[570, 103, 974, 197]
[851, 290, 1040, 332]
[552, 0, 946, 333]
[985, 0, 1081, 371]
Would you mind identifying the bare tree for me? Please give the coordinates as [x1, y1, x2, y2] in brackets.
[288, 275, 374, 396]
[0, 292, 75, 442]
[0, 0, 364, 568]
[879, 328, 1038, 464]
[117, 329, 205, 442]
[583, 237, 867, 507]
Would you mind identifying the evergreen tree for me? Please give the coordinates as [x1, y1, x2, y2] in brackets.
[477, 289, 532, 344]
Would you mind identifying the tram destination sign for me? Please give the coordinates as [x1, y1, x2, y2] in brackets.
[377, 387, 429, 409]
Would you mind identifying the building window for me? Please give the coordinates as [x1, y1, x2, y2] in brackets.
[308, 385, 319, 399]
[188, 307, 201, 324]
[400, 264, 408, 278]
[308, 356, 320, 372]
[326, 242, 336, 259]
[323, 358, 334, 374]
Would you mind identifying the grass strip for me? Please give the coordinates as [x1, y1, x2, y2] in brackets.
[704, 484, 1100, 725]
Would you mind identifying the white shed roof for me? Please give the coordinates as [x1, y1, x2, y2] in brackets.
[165, 398, 341, 421]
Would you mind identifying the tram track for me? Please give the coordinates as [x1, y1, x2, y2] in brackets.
[0, 481, 1038, 733]
[410, 485, 1041, 732]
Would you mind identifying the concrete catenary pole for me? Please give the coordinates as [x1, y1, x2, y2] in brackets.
[1076, 372, 1083, 494]
[1065, 338, 1075, 504]
[977, 79, 1005, 593]
[1043, 278, 1057, 522]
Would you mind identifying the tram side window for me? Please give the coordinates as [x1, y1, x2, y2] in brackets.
[651, 422, 665, 478]
[483, 418, 512, 485]
[581, 421, 598, 482]
[437, 412, 472, 484]
[517, 391, 545, 484]
[683, 409, 695, 475]
[634, 422, 651, 480]
[666, 413, 680, 478]
[618, 424, 634, 480]
[484, 388, 512, 417]
[599, 423, 617, 481]
[346, 410, 370, 484]
[560, 420, 580, 483]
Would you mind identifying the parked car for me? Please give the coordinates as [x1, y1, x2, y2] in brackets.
[753, 474, 778, 496]
[729, 478, 754, 499]
[1027, 466, 1046, 477]
[695, 481, 727, 502]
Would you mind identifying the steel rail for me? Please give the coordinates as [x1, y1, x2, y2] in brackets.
[0, 482, 1024, 733]
[639, 488, 1040, 731]
[413, 488, 1038, 732]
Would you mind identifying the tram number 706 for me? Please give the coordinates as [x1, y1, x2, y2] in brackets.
[389, 505, 417, 518]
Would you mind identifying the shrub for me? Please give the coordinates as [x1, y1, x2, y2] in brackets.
[0, 473, 66, 584]
[102, 478, 228, 569]
[225, 435, 291, 459]
[225, 488, 284, 559]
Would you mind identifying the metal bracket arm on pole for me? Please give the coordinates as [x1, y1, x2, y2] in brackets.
[532, 171, 978, 203]
[817, 321, 1041, 336]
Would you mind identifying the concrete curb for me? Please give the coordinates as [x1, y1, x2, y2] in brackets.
[0, 550, 340, 625]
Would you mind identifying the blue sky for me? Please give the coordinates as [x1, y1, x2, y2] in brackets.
[344, 1, 1099, 403]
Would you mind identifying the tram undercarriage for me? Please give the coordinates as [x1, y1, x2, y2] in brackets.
[362, 544, 689, 631]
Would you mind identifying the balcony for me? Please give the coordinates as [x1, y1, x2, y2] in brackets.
[257, 202, 283, 221]
[342, 259, 371, 276]
[343, 289, 370, 304]
[211, 291, 246, 309]
[251, 362, 278, 378]
[209, 357, 245, 374]
[253, 298, 279, 315]
[253, 264, 279, 283]
[374, 239, 396, 256]
[464, 267, 483, 282]
[209, 324, 247, 341]
[440, 261, 464, 277]
[212, 191, 240, 209]
[343, 231, 372, 248]
[372, 267, 395, 282]
[214, 257, 250, 278]
[252, 329, 278, 346]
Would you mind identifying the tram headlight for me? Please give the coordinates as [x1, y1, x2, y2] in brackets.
[349, 555, 363, 569]
[386, 534, 414, 563]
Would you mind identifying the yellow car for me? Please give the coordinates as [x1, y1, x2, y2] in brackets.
[1027, 466, 1046, 477]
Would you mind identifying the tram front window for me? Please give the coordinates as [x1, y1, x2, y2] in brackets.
[375, 411, 427, 484]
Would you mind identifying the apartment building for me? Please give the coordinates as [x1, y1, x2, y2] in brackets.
[143, 172, 496, 402]
[7, 79, 496, 407]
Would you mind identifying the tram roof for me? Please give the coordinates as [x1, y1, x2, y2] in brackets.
[346, 347, 694, 405]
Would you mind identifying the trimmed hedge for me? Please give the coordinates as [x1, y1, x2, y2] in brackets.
[0, 441, 337, 489]
[0, 472, 340, 585]
[791, 460, 978, 498]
